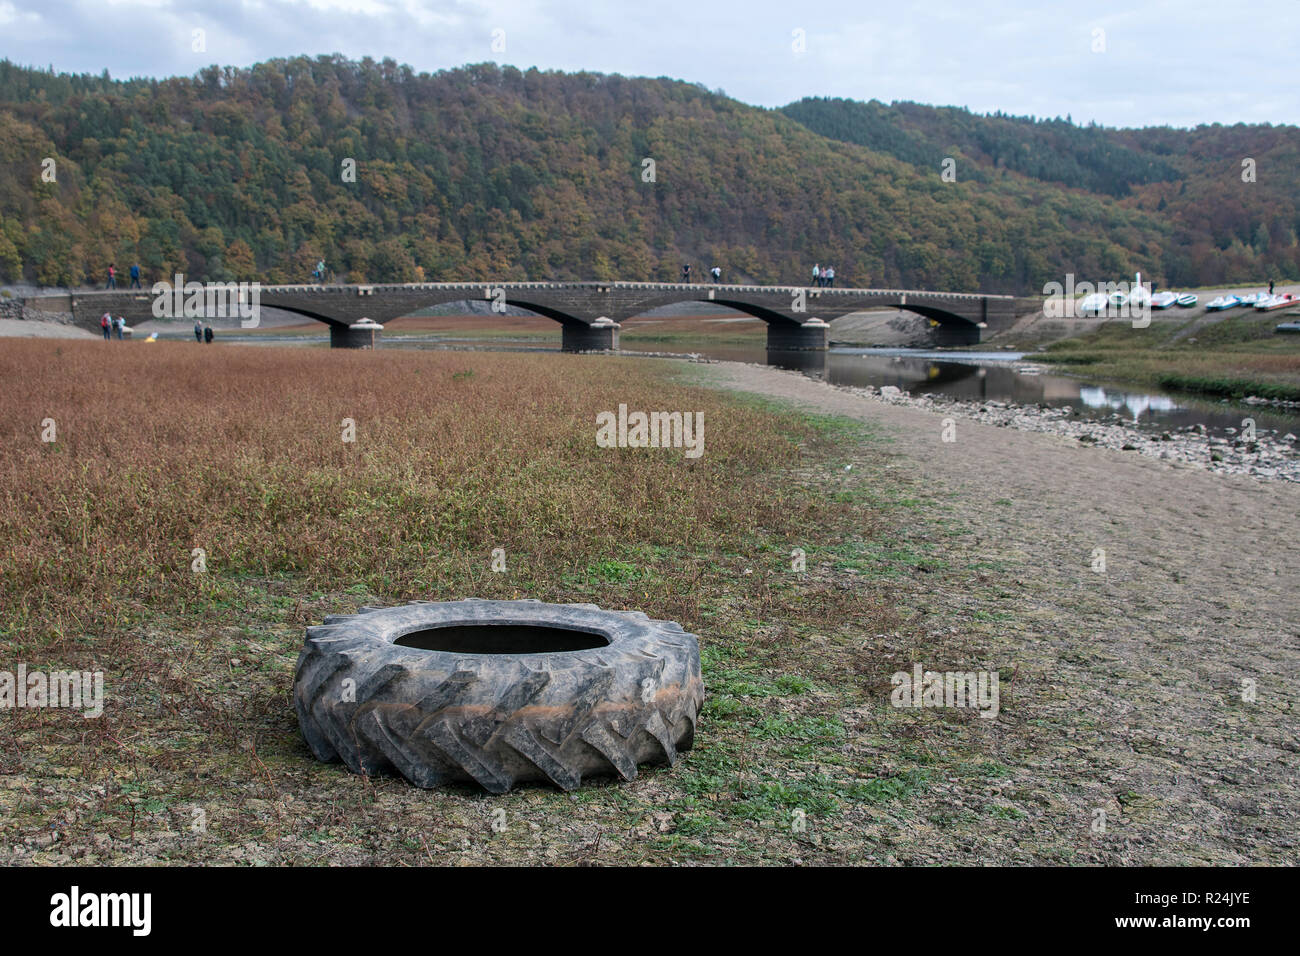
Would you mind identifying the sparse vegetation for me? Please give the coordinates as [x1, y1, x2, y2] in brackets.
[3, 340, 1294, 865]
[1, 340, 964, 865]
[1035, 312, 1300, 401]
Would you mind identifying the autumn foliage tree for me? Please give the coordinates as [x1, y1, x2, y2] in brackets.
[0, 57, 1295, 293]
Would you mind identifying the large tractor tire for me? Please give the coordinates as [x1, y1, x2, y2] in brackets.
[293, 599, 703, 793]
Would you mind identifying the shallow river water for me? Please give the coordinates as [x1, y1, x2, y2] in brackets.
[630, 343, 1300, 436]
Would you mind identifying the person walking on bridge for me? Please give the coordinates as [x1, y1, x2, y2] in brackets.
[711, 265, 721, 283]
[812, 263, 821, 287]
[824, 265, 835, 288]
[129, 263, 141, 289]
[681, 264, 691, 284]
[105, 264, 117, 289]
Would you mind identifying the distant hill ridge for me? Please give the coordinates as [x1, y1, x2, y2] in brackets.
[0, 56, 1295, 294]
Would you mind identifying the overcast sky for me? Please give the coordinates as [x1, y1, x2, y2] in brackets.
[2, 0, 1296, 128]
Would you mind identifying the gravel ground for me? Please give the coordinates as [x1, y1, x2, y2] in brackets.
[863, 383, 1300, 482]
[0, 319, 95, 339]
[698, 360, 1300, 864]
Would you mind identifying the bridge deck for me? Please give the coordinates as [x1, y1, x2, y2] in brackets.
[235, 281, 1013, 302]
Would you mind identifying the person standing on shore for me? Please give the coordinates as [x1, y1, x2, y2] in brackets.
[1269, 279, 1275, 295]
[114, 316, 125, 340]
[100, 312, 111, 340]
[204, 324, 214, 344]
[194, 318, 203, 343]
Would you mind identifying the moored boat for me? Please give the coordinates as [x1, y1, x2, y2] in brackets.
[1176, 293, 1198, 307]
[1150, 291, 1179, 309]
[1206, 295, 1242, 310]
[1077, 292, 1109, 315]
[1257, 292, 1299, 311]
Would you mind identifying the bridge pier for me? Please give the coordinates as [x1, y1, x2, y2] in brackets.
[562, 319, 619, 352]
[931, 322, 982, 346]
[330, 324, 381, 349]
[766, 319, 829, 351]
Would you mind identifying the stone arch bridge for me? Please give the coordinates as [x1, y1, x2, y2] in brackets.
[64, 281, 1016, 350]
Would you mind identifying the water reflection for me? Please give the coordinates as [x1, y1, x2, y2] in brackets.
[1076, 386, 1179, 423]
[759, 347, 1298, 435]
[765, 349, 828, 375]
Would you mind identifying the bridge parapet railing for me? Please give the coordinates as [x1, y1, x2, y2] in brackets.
[185, 281, 1014, 301]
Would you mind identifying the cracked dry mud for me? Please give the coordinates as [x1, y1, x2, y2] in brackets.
[702, 360, 1299, 864]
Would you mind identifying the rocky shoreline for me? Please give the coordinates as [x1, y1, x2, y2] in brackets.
[849, 383, 1300, 483]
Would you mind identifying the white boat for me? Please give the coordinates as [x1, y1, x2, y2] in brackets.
[1077, 292, 1110, 315]
[1150, 291, 1179, 309]
[1176, 293, 1198, 307]
[1237, 293, 1262, 307]
[1077, 274, 1149, 316]
[1205, 295, 1242, 311]
[1257, 293, 1300, 311]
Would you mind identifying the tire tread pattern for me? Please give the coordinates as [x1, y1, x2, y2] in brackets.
[293, 600, 703, 792]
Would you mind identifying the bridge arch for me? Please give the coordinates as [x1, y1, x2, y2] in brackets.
[261, 294, 591, 329]
[625, 293, 808, 329]
[882, 303, 981, 346]
[790, 296, 985, 347]
[260, 291, 609, 349]
[624, 293, 828, 350]
[619, 290, 982, 345]
[490, 297, 617, 350]
[707, 298, 806, 329]
[254, 301, 350, 328]
[493, 298, 587, 328]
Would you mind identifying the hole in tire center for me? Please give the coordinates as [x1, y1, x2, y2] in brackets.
[394, 623, 611, 654]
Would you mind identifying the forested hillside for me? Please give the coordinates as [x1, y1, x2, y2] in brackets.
[783, 97, 1300, 288]
[0, 56, 1295, 293]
